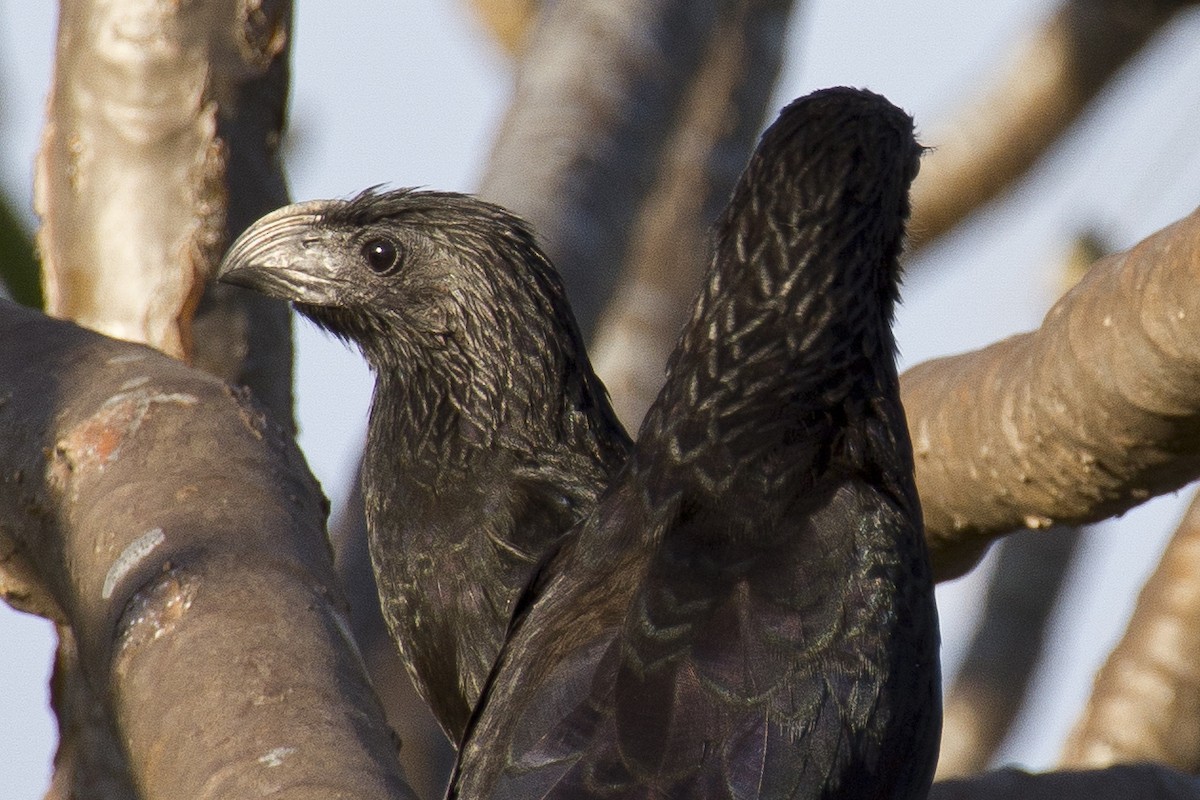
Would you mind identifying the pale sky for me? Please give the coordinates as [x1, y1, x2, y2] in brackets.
[3, 1, 1200, 796]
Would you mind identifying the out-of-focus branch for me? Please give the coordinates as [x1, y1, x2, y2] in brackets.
[41, 625, 138, 800]
[35, 0, 295, 426]
[934, 235, 1103, 778]
[192, 0, 296, 428]
[936, 527, 1082, 778]
[466, 0, 539, 56]
[904, 207, 1200, 579]
[0, 301, 416, 800]
[1059, 486, 1200, 770]
[477, 0, 731, 335]
[0, 194, 40, 307]
[589, 0, 792, 429]
[930, 764, 1200, 800]
[908, 0, 1196, 253]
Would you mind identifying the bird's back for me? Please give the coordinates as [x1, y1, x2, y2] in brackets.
[451, 87, 940, 800]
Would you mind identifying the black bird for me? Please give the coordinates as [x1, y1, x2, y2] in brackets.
[449, 87, 941, 799]
[218, 189, 632, 741]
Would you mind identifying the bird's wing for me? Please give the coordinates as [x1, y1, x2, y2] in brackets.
[470, 475, 932, 800]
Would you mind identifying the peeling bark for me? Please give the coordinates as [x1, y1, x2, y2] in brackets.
[27, 4, 302, 795]
[0, 301, 415, 800]
[908, 0, 1195, 253]
[904, 208, 1200, 579]
[36, 0, 296, 427]
[589, 0, 792, 429]
[1060, 487, 1200, 770]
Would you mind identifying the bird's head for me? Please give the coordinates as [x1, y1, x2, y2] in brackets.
[218, 188, 607, 439]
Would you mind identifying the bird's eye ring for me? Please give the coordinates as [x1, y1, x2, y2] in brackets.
[362, 237, 402, 275]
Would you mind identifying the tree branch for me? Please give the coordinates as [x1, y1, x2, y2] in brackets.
[934, 236, 1099, 778]
[27, 5, 302, 794]
[1059, 486, 1200, 770]
[35, 0, 295, 426]
[936, 527, 1082, 778]
[908, 0, 1194, 253]
[904, 207, 1200, 579]
[477, 0, 731, 335]
[589, 0, 792, 429]
[0, 301, 416, 800]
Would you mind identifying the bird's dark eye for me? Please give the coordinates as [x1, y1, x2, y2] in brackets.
[362, 237, 402, 275]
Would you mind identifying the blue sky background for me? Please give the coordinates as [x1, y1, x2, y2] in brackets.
[3, 1, 1200, 796]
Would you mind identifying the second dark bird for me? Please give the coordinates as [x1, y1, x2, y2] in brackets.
[218, 188, 631, 741]
[449, 87, 942, 799]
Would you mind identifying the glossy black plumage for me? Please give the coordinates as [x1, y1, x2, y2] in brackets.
[218, 189, 632, 740]
[449, 87, 941, 799]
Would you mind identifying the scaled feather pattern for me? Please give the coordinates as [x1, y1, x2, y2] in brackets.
[449, 86, 941, 800]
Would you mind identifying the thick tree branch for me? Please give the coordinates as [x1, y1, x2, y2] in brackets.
[905, 207, 1200, 579]
[192, 0, 297, 429]
[27, 5, 301, 795]
[1059, 487, 1200, 770]
[0, 301, 415, 800]
[934, 237, 1099, 778]
[908, 0, 1195, 253]
[589, 0, 792, 428]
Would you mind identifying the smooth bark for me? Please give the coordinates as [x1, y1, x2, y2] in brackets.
[934, 238, 1098, 778]
[905, 207, 1200, 578]
[26, 4, 302, 795]
[0, 300, 416, 800]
